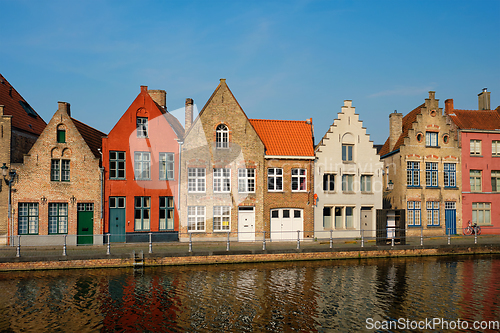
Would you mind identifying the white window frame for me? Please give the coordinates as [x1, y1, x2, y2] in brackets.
[491, 170, 500, 192]
[291, 168, 307, 192]
[470, 170, 482, 192]
[426, 201, 440, 226]
[426, 132, 438, 147]
[188, 206, 205, 232]
[267, 168, 283, 192]
[342, 174, 354, 192]
[425, 162, 438, 187]
[472, 203, 491, 225]
[51, 159, 70, 182]
[214, 168, 231, 193]
[134, 196, 150, 231]
[492, 141, 500, 157]
[406, 161, 420, 187]
[342, 144, 353, 162]
[134, 151, 151, 180]
[360, 175, 372, 192]
[238, 168, 255, 193]
[443, 163, 456, 188]
[188, 168, 206, 193]
[137, 117, 148, 138]
[213, 206, 230, 232]
[323, 173, 335, 192]
[18, 203, 39, 235]
[470, 139, 482, 155]
[48, 203, 68, 234]
[216, 124, 229, 149]
[407, 201, 421, 226]
[159, 152, 175, 180]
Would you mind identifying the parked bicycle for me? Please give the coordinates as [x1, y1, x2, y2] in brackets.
[463, 221, 481, 235]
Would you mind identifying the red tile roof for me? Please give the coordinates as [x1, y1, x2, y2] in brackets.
[378, 104, 424, 156]
[0, 73, 46, 135]
[72, 118, 106, 158]
[448, 109, 500, 130]
[249, 119, 315, 157]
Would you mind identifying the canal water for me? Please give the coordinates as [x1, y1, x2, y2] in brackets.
[0, 255, 499, 332]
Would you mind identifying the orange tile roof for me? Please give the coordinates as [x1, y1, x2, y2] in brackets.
[72, 118, 106, 158]
[379, 104, 424, 156]
[249, 119, 314, 157]
[448, 109, 500, 130]
[0, 73, 46, 135]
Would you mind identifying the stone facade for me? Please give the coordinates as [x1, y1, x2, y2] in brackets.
[314, 100, 383, 239]
[380, 92, 462, 236]
[11, 102, 105, 246]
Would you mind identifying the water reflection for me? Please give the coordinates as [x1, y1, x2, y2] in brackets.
[0, 255, 499, 332]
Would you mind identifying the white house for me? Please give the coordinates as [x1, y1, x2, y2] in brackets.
[314, 100, 383, 239]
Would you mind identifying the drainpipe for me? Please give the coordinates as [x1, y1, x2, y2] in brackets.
[98, 148, 104, 234]
[177, 139, 183, 225]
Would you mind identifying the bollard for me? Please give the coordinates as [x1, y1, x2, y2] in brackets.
[262, 231, 266, 251]
[226, 232, 230, 251]
[330, 229, 333, 249]
[297, 230, 300, 250]
[420, 229, 424, 246]
[16, 235, 20, 258]
[106, 234, 111, 255]
[391, 237, 395, 247]
[189, 233, 192, 253]
[475, 231, 478, 244]
[63, 235, 67, 256]
[149, 232, 153, 254]
[448, 229, 451, 245]
[361, 229, 364, 248]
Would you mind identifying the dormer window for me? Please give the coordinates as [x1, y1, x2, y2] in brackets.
[216, 124, 228, 148]
[426, 132, 438, 147]
[57, 128, 66, 143]
[137, 117, 148, 138]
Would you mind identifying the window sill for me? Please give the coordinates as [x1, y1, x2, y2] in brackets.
[425, 186, 440, 189]
[407, 186, 422, 189]
[323, 191, 336, 194]
[444, 187, 458, 190]
[470, 155, 482, 157]
[342, 161, 355, 164]
[213, 230, 231, 233]
[361, 191, 373, 195]
[110, 178, 126, 181]
[426, 225, 441, 228]
[188, 191, 206, 194]
[426, 146, 440, 148]
[292, 190, 308, 193]
[408, 225, 422, 228]
[188, 230, 206, 233]
[342, 191, 356, 194]
[268, 190, 284, 193]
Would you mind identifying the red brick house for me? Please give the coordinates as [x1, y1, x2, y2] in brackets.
[102, 86, 184, 242]
[446, 89, 500, 234]
[12, 102, 105, 246]
[0, 73, 47, 244]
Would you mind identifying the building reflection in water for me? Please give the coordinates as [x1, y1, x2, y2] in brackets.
[0, 255, 499, 332]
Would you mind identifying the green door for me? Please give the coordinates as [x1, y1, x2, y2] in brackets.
[77, 203, 94, 245]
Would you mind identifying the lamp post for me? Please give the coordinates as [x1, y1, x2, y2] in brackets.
[2, 163, 17, 246]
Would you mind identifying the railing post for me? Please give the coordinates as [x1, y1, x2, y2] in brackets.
[262, 231, 266, 251]
[474, 229, 478, 244]
[297, 230, 300, 250]
[149, 232, 153, 254]
[448, 229, 451, 245]
[106, 234, 111, 255]
[226, 232, 230, 251]
[188, 233, 192, 253]
[16, 235, 20, 258]
[361, 229, 364, 248]
[420, 228, 424, 246]
[329, 229, 333, 249]
[63, 234, 67, 256]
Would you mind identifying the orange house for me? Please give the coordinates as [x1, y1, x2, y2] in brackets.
[102, 86, 184, 242]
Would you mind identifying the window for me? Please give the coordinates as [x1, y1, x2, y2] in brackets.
[492, 141, 500, 157]
[342, 174, 354, 192]
[407, 201, 421, 226]
[109, 151, 126, 179]
[49, 203, 68, 234]
[134, 152, 150, 180]
[216, 124, 229, 149]
[18, 203, 38, 235]
[342, 144, 353, 161]
[345, 207, 354, 228]
[77, 203, 94, 212]
[159, 153, 175, 180]
[109, 197, 125, 209]
[426, 201, 439, 226]
[425, 162, 438, 187]
[291, 169, 307, 191]
[214, 168, 231, 192]
[51, 159, 70, 182]
[407, 161, 420, 187]
[238, 169, 255, 193]
[137, 117, 148, 138]
[267, 168, 283, 191]
[426, 132, 438, 147]
[57, 129, 65, 143]
[214, 206, 230, 231]
[159, 197, 174, 230]
[472, 203, 491, 225]
[470, 139, 481, 155]
[188, 168, 206, 192]
[134, 197, 150, 231]
[443, 163, 456, 188]
[491, 171, 500, 192]
[323, 173, 335, 192]
[470, 170, 482, 192]
[361, 175, 372, 192]
[188, 206, 205, 231]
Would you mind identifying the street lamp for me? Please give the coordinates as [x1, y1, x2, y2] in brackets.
[2, 163, 17, 245]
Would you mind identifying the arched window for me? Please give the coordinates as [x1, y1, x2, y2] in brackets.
[57, 125, 66, 143]
[216, 124, 229, 148]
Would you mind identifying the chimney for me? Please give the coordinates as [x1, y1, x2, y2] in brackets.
[478, 88, 490, 110]
[185, 98, 194, 131]
[445, 99, 454, 115]
[389, 111, 403, 151]
[148, 89, 167, 110]
[58, 101, 70, 116]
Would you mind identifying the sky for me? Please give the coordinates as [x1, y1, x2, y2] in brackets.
[1, 0, 499, 145]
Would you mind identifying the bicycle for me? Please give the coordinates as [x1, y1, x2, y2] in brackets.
[463, 221, 481, 236]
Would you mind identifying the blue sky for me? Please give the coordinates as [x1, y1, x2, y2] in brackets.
[1, 0, 499, 145]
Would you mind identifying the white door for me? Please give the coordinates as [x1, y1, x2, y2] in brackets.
[271, 209, 303, 241]
[238, 207, 255, 242]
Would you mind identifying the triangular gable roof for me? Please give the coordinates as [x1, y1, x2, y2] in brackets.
[0, 73, 46, 135]
[249, 119, 315, 157]
[448, 109, 500, 130]
[72, 118, 106, 158]
[379, 104, 424, 156]
[151, 100, 185, 139]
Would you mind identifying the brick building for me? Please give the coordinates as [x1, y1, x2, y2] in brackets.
[11, 102, 105, 245]
[102, 86, 184, 242]
[379, 92, 462, 236]
[249, 119, 315, 241]
[314, 100, 383, 239]
[446, 89, 500, 234]
[0, 73, 47, 244]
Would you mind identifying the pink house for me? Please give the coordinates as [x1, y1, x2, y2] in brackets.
[447, 89, 500, 234]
